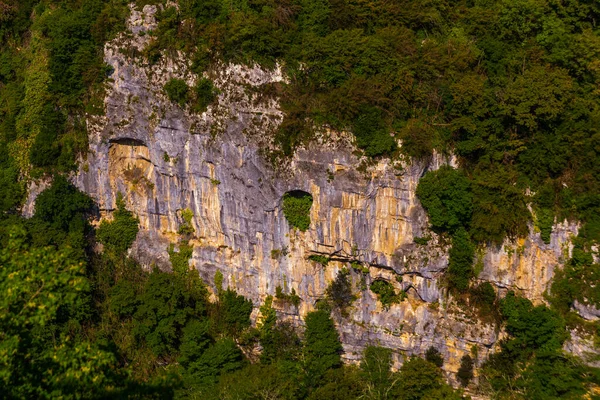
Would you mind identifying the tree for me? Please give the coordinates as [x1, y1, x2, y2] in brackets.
[425, 346, 444, 368]
[361, 346, 398, 399]
[393, 357, 444, 400]
[303, 309, 343, 389]
[133, 270, 207, 357]
[34, 175, 93, 233]
[457, 354, 474, 387]
[416, 166, 473, 234]
[326, 268, 356, 316]
[0, 226, 120, 398]
[96, 193, 139, 254]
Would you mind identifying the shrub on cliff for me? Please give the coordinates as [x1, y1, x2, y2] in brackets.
[447, 228, 475, 292]
[457, 355, 473, 387]
[325, 268, 356, 316]
[416, 166, 473, 234]
[96, 193, 139, 254]
[282, 190, 313, 231]
[164, 78, 189, 107]
[370, 279, 405, 308]
[192, 77, 218, 113]
[425, 346, 444, 368]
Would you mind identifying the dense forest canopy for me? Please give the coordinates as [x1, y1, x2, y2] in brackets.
[1, 0, 600, 398]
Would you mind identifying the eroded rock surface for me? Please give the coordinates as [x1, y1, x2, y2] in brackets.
[73, 3, 586, 383]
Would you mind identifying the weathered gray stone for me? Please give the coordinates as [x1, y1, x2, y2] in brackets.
[62, 3, 595, 388]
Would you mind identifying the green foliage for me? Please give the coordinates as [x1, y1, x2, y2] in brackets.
[360, 346, 397, 398]
[213, 288, 253, 337]
[178, 208, 195, 236]
[0, 226, 120, 398]
[325, 268, 356, 316]
[303, 309, 343, 389]
[394, 357, 449, 400]
[370, 279, 404, 308]
[275, 285, 302, 308]
[183, 338, 244, 387]
[34, 175, 93, 233]
[352, 106, 396, 157]
[0, 166, 25, 214]
[133, 269, 207, 357]
[447, 228, 475, 292]
[550, 246, 600, 315]
[282, 191, 313, 231]
[416, 166, 473, 234]
[457, 354, 474, 387]
[469, 281, 499, 321]
[259, 297, 302, 364]
[308, 254, 330, 266]
[425, 346, 444, 368]
[214, 270, 224, 293]
[500, 292, 567, 352]
[164, 78, 189, 107]
[192, 77, 218, 113]
[168, 241, 194, 275]
[535, 208, 554, 244]
[480, 291, 596, 399]
[413, 236, 431, 246]
[96, 193, 139, 254]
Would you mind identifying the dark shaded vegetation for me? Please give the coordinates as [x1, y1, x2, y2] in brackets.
[2, 0, 600, 398]
[325, 268, 356, 316]
[481, 291, 599, 399]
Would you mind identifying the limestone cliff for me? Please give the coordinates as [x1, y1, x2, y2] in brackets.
[68, 3, 594, 387]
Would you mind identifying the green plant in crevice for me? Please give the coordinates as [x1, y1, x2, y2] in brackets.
[425, 346, 444, 368]
[446, 228, 475, 292]
[164, 78, 189, 107]
[370, 279, 405, 309]
[308, 254, 330, 266]
[178, 208, 195, 236]
[282, 191, 313, 231]
[275, 285, 301, 308]
[325, 268, 356, 316]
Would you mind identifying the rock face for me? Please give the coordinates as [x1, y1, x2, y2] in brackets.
[74, 3, 583, 384]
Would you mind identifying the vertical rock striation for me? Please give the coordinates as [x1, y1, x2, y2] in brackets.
[73, 3, 584, 380]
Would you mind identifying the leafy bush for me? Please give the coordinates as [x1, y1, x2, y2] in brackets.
[164, 78, 189, 107]
[308, 254, 330, 266]
[214, 288, 253, 337]
[535, 208, 554, 244]
[282, 190, 313, 231]
[370, 279, 404, 308]
[192, 77, 217, 113]
[416, 166, 473, 234]
[457, 355, 473, 387]
[96, 193, 139, 254]
[425, 346, 444, 368]
[34, 175, 93, 233]
[352, 106, 396, 157]
[133, 269, 207, 356]
[275, 285, 301, 307]
[325, 268, 356, 316]
[178, 208, 195, 236]
[447, 228, 475, 292]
